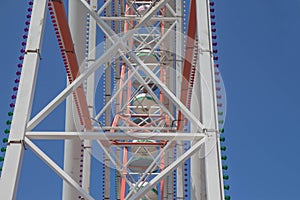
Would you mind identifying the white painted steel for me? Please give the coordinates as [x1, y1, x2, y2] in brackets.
[1, 0, 225, 199]
[175, 1, 185, 198]
[26, 131, 205, 140]
[82, 0, 97, 194]
[79, 0, 178, 124]
[103, 1, 111, 197]
[24, 138, 94, 200]
[95, 140, 133, 187]
[95, 126, 175, 131]
[119, 54, 176, 121]
[79, 1, 205, 132]
[100, 16, 177, 21]
[26, 0, 170, 132]
[0, 1, 47, 199]
[190, 64, 207, 200]
[62, 0, 88, 199]
[191, 0, 225, 199]
[97, 0, 112, 15]
[127, 51, 206, 131]
[93, 49, 176, 121]
[128, 138, 206, 200]
[125, 141, 174, 198]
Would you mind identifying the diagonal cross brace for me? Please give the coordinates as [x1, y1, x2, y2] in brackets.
[26, 0, 170, 131]
[128, 137, 206, 199]
[24, 138, 94, 200]
[79, 0, 205, 132]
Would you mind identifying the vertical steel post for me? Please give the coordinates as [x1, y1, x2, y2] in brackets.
[63, 0, 87, 199]
[175, 0, 185, 198]
[0, 0, 47, 199]
[190, 0, 225, 199]
[103, 1, 112, 199]
[82, 0, 98, 194]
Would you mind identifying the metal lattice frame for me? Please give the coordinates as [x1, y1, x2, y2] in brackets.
[0, 0, 224, 199]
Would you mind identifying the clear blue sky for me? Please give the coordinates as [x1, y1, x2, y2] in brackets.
[1, 0, 300, 199]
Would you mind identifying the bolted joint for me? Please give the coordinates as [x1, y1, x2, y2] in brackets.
[7, 139, 27, 150]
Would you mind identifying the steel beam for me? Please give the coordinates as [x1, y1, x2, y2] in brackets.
[125, 141, 174, 199]
[190, 0, 225, 199]
[79, 0, 205, 132]
[26, 0, 170, 132]
[129, 138, 206, 200]
[26, 131, 205, 140]
[82, 0, 98, 194]
[24, 138, 94, 200]
[100, 16, 177, 21]
[62, 0, 87, 199]
[127, 51, 205, 131]
[0, 1, 47, 199]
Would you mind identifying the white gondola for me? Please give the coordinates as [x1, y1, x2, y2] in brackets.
[132, 93, 156, 114]
[137, 4, 155, 27]
[136, 48, 159, 71]
[128, 156, 155, 173]
[131, 140, 158, 157]
[128, 139, 159, 173]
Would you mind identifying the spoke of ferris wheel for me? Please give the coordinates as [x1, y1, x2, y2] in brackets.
[79, 0, 206, 132]
[26, 0, 168, 131]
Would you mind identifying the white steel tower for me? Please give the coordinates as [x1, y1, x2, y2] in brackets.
[0, 0, 229, 199]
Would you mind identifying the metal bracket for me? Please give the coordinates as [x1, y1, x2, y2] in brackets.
[199, 48, 213, 54]
[7, 139, 27, 150]
[25, 49, 42, 60]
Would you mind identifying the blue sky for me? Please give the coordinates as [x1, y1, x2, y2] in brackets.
[1, 0, 300, 199]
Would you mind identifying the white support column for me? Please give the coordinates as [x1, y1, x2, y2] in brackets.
[175, 0, 185, 198]
[63, 0, 87, 199]
[82, 0, 97, 194]
[103, 2, 112, 198]
[0, 0, 47, 199]
[176, 141, 185, 199]
[191, 0, 225, 199]
[190, 64, 207, 200]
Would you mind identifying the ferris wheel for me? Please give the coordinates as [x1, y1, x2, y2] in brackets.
[0, 0, 230, 199]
